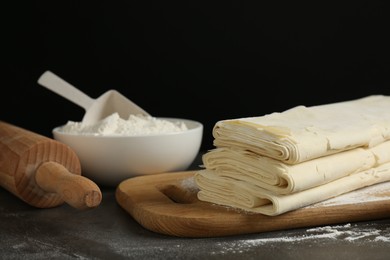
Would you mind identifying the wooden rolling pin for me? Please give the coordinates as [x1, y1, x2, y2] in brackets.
[0, 121, 102, 209]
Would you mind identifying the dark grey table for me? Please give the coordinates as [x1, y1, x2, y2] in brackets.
[1, 154, 390, 260]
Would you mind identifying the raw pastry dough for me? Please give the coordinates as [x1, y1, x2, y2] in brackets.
[195, 95, 390, 216]
[213, 95, 390, 164]
[202, 140, 390, 194]
[195, 162, 390, 216]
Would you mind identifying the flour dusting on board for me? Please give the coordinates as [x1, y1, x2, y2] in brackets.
[308, 181, 390, 208]
[181, 176, 199, 193]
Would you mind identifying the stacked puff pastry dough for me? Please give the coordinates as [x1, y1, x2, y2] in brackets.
[194, 95, 390, 216]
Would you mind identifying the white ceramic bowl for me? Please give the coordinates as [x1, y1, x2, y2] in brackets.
[52, 118, 203, 187]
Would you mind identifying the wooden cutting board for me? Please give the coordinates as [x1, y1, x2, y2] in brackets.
[115, 171, 390, 238]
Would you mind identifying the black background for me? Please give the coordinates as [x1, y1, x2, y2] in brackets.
[3, 1, 390, 151]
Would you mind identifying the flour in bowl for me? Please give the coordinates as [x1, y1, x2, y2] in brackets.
[60, 113, 188, 136]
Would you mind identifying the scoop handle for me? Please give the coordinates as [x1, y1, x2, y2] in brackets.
[37, 70, 94, 111]
[35, 161, 102, 210]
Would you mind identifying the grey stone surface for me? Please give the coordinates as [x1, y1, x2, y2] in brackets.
[1, 156, 390, 259]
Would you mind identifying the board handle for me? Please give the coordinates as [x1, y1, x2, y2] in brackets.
[35, 161, 102, 209]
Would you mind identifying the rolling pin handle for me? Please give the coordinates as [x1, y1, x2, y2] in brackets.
[35, 161, 102, 209]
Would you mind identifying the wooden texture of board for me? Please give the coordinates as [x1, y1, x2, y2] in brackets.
[115, 171, 390, 238]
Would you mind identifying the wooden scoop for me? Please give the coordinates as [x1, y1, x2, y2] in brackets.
[0, 121, 102, 209]
[37, 70, 150, 124]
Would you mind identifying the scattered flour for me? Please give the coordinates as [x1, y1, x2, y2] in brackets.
[179, 176, 390, 256]
[59, 113, 188, 136]
[212, 223, 390, 255]
[308, 181, 390, 208]
[181, 176, 200, 193]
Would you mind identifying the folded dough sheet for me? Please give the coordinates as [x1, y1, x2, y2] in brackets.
[202, 140, 390, 194]
[195, 95, 390, 216]
[195, 162, 390, 216]
[213, 95, 390, 164]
